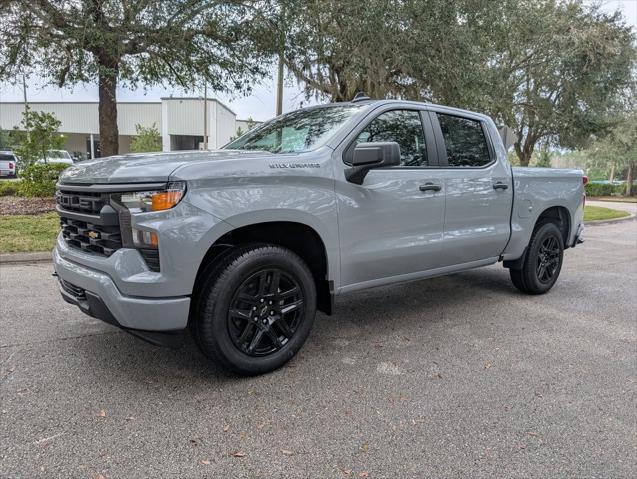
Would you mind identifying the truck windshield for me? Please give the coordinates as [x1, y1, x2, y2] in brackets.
[224, 105, 362, 153]
[47, 150, 71, 159]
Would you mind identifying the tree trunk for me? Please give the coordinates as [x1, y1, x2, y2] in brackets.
[98, 64, 119, 157]
[626, 161, 634, 196]
[515, 149, 533, 167]
[609, 163, 615, 183]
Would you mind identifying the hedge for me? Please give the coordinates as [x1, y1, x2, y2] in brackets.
[18, 163, 70, 197]
[585, 182, 623, 197]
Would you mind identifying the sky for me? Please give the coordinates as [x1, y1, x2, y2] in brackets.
[0, 0, 635, 122]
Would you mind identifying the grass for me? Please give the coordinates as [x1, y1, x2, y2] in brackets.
[584, 205, 630, 222]
[0, 212, 59, 253]
[0, 206, 630, 254]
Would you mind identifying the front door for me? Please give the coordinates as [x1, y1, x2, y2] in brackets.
[336, 108, 447, 289]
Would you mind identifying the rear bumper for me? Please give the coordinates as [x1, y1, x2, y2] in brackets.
[53, 247, 190, 333]
[572, 223, 584, 247]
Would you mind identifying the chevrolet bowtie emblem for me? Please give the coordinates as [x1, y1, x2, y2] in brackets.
[88, 231, 100, 239]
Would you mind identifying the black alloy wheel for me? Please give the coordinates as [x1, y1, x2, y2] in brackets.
[536, 236, 561, 284]
[227, 269, 304, 356]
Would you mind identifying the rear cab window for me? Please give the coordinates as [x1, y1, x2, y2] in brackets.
[436, 114, 492, 167]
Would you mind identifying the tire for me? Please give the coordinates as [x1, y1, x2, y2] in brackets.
[509, 222, 564, 295]
[191, 244, 317, 376]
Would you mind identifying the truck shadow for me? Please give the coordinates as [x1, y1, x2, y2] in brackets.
[75, 265, 518, 385]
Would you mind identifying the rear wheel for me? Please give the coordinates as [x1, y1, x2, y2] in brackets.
[509, 222, 564, 295]
[192, 244, 317, 375]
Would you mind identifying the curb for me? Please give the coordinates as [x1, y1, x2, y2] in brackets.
[0, 252, 52, 265]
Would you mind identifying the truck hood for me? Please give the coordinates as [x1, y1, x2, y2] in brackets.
[58, 150, 274, 184]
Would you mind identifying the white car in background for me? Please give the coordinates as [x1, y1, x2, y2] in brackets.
[0, 151, 18, 177]
[39, 150, 74, 166]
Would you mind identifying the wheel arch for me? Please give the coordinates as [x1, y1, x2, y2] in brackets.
[534, 205, 571, 246]
[504, 205, 571, 270]
[193, 221, 333, 315]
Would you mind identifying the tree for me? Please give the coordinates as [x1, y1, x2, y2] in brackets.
[230, 127, 244, 142]
[0, 1, 271, 157]
[282, 0, 635, 167]
[584, 113, 637, 196]
[0, 129, 14, 150]
[535, 149, 552, 168]
[130, 123, 162, 153]
[12, 109, 64, 166]
[282, 0, 423, 101]
[480, 0, 636, 166]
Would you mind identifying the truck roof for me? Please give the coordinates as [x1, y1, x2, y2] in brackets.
[307, 98, 493, 122]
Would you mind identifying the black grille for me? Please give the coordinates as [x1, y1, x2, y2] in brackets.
[60, 216, 122, 256]
[56, 187, 160, 270]
[56, 190, 105, 214]
[60, 279, 86, 300]
[140, 249, 160, 272]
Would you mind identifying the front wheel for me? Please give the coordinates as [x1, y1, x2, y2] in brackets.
[192, 244, 317, 376]
[510, 222, 564, 295]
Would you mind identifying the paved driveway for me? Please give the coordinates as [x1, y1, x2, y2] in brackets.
[1, 218, 635, 478]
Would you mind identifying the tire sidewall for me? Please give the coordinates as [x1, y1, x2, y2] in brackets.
[198, 246, 317, 375]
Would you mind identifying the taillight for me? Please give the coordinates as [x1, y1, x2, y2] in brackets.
[582, 175, 589, 185]
[9, 162, 14, 169]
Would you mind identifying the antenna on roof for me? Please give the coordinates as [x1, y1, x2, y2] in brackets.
[352, 91, 371, 102]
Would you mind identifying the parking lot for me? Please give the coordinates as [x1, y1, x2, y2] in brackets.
[1, 218, 635, 478]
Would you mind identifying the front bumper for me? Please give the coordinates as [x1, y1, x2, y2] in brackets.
[53, 246, 190, 333]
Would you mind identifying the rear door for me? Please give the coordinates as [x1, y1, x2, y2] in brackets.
[430, 111, 513, 265]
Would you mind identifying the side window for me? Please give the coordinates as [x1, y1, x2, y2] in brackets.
[354, 110, 428, 167]
[437, 114, 491, 167]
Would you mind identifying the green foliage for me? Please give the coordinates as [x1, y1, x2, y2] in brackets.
[534, 149, 552, 168]
[282, 0, 636, 167]
[130, 123, 162, 153]
[0, 180, 19, 197]
[585, 182, 622, 197]
[12, 109, 64, 167]
[482, 1, 636, 166]
[18, 163, 69, 197]
[0, 129, 16, 150]
[0, 1, 271, 156]
[584, 113, 637, 195]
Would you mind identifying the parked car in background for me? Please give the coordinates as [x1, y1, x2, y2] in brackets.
[39, 150, 74, 166]
[0, 151, 18, 178]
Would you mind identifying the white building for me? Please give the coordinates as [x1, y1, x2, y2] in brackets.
[0, 97, 261, 159]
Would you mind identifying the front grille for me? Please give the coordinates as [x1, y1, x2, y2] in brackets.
[56, 186, 160, 271]
[60, 216, 122, 256]
[56, 190, 105, 214]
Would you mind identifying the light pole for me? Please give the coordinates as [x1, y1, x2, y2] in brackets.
[203, 83, 208, 150]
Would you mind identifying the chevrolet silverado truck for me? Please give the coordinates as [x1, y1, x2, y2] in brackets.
[53, 98, 585, 375]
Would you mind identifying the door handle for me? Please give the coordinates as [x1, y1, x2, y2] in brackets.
[493, 182, 509, 191]
[419, 183, 441, 192]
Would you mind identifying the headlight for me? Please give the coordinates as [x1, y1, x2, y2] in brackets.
[119, 181, 186, 213]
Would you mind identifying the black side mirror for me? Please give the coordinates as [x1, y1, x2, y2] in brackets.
[345, 142, 401, 184]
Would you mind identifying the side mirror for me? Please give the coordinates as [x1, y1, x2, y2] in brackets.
[345, 142, 401, 184]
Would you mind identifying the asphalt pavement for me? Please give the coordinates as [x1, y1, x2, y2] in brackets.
[1, 218, 636, 478]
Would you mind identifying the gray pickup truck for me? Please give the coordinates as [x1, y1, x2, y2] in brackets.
[53, 98, 585, 375]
